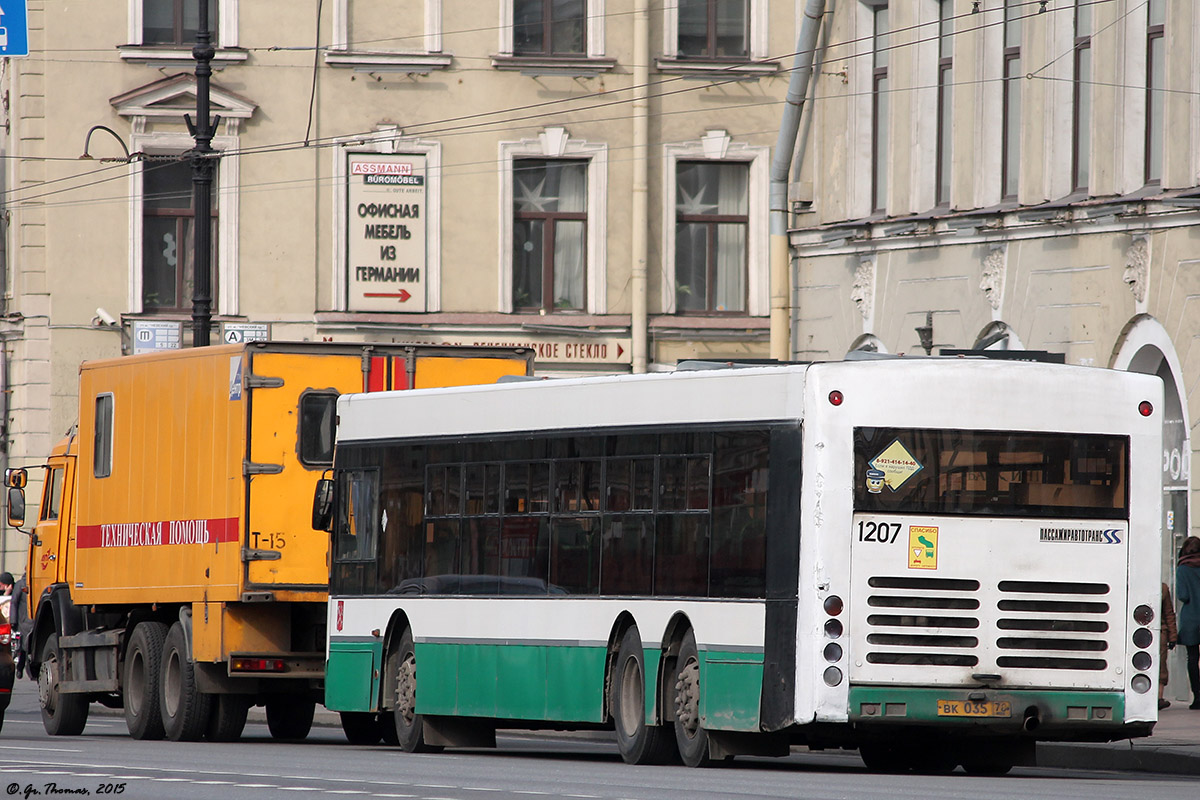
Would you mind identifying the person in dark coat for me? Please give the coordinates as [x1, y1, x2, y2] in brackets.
[1177, 536, 1200, 710]
[1160, 582, 1178, 709]
[10, 574, 33, 679]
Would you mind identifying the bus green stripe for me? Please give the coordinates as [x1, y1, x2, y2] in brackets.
[326, 639, 765, 732]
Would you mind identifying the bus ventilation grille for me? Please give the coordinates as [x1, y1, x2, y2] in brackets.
[864, 576, 981, 667]
[993, 580, 1110, 671]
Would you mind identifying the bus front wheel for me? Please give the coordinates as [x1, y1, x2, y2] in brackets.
[392, 629, 441, 753]
[672, 629, 710, 767]
[611, 627, 676, 765]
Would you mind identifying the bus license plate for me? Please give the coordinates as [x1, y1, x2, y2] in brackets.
[937, 700, 1012, 718]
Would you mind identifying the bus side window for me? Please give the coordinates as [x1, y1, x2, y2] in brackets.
[336, 470, 379, 561]
[41, 467, 64, 522]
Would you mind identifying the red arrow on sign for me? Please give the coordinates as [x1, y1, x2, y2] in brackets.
[364, 289, 413, 302]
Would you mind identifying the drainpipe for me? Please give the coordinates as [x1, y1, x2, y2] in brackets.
[769, 0, 826, 361]
[630, 0, 650, 373]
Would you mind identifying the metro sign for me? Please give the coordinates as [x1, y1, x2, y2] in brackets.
[0, 1, 30, 58]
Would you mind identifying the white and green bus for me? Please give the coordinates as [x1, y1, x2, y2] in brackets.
[317, 358, 1163, 773]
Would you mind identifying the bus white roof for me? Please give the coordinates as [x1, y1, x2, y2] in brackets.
[335, 359, 1162, 443]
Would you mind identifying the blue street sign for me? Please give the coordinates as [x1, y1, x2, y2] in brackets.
[0, 1, 30, 58]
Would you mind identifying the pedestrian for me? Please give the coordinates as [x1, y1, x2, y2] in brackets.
[1177, 536, 1200, 710]
[1160, 582, 1178, 709]
[0, 571, 12, 623]
[10, 573, 33, 679]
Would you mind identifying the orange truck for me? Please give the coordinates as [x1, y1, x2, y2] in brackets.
[4, 342, 532, 742]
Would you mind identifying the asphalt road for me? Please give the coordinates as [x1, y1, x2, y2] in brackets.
[0, 682, 1193, 800]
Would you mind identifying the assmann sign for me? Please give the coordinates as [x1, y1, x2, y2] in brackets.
[346, 153, 427, 312]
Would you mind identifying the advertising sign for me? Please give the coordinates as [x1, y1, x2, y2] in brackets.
[346, 153, 427, 312]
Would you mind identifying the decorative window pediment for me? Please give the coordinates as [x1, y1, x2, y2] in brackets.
[111, 73, 256, 126]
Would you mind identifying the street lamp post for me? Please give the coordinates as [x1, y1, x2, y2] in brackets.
[187, 0, 219, 347]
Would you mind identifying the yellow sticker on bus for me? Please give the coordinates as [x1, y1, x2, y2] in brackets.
[908, 525, 938, 569]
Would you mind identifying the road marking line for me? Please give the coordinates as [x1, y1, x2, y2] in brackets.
[0, 746, 83, 752]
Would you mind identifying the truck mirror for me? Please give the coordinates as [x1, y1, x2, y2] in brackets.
[4, 467, 27, 489]
[7, 486, 25, 528]
[312, 478, 334, 532]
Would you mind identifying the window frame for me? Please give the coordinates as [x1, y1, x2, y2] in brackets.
[140, 156, 219, 314]
[662, 133, 768, 316]
[94, 394, 115, 480]
[660, 0, 770, 75]
[497, 0, 608, 62]
[1071, 0, 1092, 194]
[870, 4, 889, 214]
[1144, 0, 1165, 186]
[123, 0, 245, 66]
[935, 0, 954, 208]
[1001, 0, 1022, 201]
[129, 131, 239, 316]
[511, 158, 590, 313]
[499, 129, 607, 314]
[675, 0, 750, 61]
[326, 0, 452, 71]
[673, 160, 750, 315]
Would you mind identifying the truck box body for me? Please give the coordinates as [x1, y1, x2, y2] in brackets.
[26, 342, 533, 712]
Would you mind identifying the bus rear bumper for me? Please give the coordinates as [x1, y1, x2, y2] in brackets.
[846, 686, 1151, 741]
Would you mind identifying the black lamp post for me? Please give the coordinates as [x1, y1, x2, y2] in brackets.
[187, 0, 220, 347]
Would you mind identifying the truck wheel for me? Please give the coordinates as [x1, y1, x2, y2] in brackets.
[160, 622, 212, 741]
[123, 622, 167, 740]
[266, 696, 315, 740]
[206, 694, 250, 742]
[611, 627, 676, 765]
[38, 633, 89, 736]
[340, 711, 382, 745]
[392, 628, 441, 752]
[672, 629, 710, 767]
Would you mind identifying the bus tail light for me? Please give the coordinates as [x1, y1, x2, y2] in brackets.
[823, 595, 843, 616]
[1138, 400, 1153, 417]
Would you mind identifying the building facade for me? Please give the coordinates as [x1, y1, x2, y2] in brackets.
[787, 0, 1197, 698]
[0, 1, 812, 567]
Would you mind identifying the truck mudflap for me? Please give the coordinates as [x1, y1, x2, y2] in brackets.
[58, 628, 123, 694]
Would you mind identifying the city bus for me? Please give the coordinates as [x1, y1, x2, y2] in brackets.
[316, 357, 1163, 774]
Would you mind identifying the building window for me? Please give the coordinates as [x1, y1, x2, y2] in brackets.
[512, 160, 588, 312]
[871, 5, 889, 213]
[327, 1, 449, 70]
[499, 129, 606, 314]
[514, 0, 586, 56]
[675, 161, 748, 314]
[1145, 0, 1165, 184]
[141, 157, 217, 313]
[678, 0, 748, 59]
[1002, 0, 1022, 200]
[936, 0, 953, 206]
[1071, 0, 1092, 194]
[142, 0, 217, 46]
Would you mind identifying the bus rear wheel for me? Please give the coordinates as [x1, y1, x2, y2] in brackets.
[39, 633, 89, 736]
[611, 627, 676, 765]
[123, 621, 167, 740]
[672, 629, 710, 767]
[392, 629, 441, 752]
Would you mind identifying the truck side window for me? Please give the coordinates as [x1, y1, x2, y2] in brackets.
[299, 393, 337, 466]
[336, 470, 379, 562]
[41, 467, 64, 521]
[94, 393, 114, 478]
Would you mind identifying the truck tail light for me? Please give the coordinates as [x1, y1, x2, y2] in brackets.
[0, 623, 10, 647]
[230, 657, 286, 673]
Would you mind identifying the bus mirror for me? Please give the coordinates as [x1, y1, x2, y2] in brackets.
[4, 468, 27, 489]
[7, 486, 25, 529]
[312, 478, 334, 532]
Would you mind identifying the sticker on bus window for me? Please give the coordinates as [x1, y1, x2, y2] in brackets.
[908, 525, 938, 570]
[869, 439, 924, 491]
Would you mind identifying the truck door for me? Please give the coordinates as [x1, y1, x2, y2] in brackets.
[243, 351, 364, 591]
[30, 456, 75, 608]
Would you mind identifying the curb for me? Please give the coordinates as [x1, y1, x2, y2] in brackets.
[1037, 742, 1200, 776]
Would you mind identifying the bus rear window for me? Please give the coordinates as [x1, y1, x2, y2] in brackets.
[853, 428, 1128, 520]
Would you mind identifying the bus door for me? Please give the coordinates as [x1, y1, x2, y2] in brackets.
[243, 351, 364, 591]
